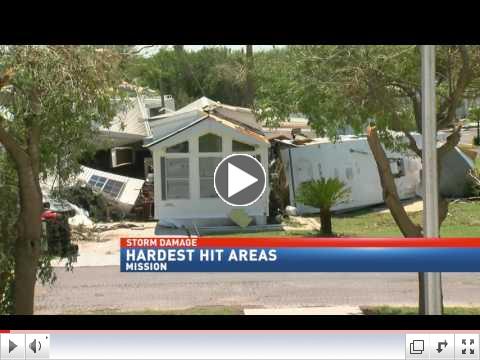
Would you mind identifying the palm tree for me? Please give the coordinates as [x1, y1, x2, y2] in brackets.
[296, 178, 350, 235]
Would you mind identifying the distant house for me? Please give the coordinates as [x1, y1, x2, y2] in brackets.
[84, 89, 175, 180]
[144, 97, 270, 228]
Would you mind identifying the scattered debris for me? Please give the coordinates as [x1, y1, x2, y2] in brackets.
[285, 206, 298, 216]
[95, 223, 146, 232]
[68, 203, 94, 228]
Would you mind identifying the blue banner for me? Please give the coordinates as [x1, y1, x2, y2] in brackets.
[120, 247, 480, 272]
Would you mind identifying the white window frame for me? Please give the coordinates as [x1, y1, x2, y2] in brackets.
[87, 175, 126, 200]
[199, 156, 222, 198]
[111, 147, 135, 168]
[163, 155, 190, 200]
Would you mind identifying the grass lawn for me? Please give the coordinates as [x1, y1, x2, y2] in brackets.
[363, 305, 480, 315]
[333, 201, 480, 237]
[86, 306, 243, 315]
[213, 202, 480, 238]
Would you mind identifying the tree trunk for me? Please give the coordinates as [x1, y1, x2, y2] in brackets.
[245, 45, 255, 107]
[367, 127, 429, 313]
[366, 127, 423, 237]
[320, 208, 333, 235]
[14, 163, 43, 315]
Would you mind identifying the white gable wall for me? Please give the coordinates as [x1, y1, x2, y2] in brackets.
[149, 119, 270, 227]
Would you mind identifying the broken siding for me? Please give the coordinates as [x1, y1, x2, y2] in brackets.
[106, 98, 148, 137]
[78, 166, 145, 208]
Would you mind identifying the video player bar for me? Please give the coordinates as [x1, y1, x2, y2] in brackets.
[0, 331, 479, 359]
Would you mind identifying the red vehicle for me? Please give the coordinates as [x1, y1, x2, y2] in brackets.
[41, 202, 78, 258]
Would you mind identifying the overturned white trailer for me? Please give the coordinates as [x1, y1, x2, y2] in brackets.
[278, 135, 422, 214]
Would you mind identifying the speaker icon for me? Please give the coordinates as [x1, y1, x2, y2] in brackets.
[29, 339, 42, 354]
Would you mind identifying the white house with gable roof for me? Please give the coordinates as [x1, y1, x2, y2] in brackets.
[144, 97, 270, 228]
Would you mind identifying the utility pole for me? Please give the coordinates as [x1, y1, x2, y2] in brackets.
[420, 45, 443, 315]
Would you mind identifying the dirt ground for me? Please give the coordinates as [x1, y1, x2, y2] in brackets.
[52, 221, 157, 267]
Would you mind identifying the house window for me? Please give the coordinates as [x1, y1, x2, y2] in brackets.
[111, 147, 134, 168]
[164, 158, 189, 199]
[103, 179, 125, 198]
[88, 175, 107, 191]
[232, 140, 255, 152]
[389, 158, 406, 178]
[199, 157, 222, 198]
[199, 133, 222, 152]
[166, 141, 189, 153]
[87, 175, 125, 199]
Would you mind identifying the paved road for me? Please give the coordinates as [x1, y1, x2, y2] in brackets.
[34, 268, 480, 314]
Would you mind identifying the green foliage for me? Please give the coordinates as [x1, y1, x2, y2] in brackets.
[125, 47, 251, 107]
[254, 45, 480, 149]
[0, 46, 125, 312]
[51, 184, 110, 222]
[0, 46, 127, 182]
[0, 152, 17, 314]
[296, 178, 350, 210]
[51, 183, 127, 222]
[474, 136, 480, 146]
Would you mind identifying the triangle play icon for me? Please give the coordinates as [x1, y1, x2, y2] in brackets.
[227, 162, 258, 198]
[9, 340, 17, 353]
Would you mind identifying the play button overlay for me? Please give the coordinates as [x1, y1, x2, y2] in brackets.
[214, 154, 266, 206]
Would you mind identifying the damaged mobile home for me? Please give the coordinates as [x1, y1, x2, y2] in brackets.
[272, 130, 477, 215]
[272, 135, 422, 214]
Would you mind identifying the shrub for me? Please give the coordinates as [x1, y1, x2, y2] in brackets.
[296, 178, 350, 235]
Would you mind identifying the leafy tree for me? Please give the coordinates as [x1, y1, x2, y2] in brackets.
[254, 45, 480, 313]
[0, 46, 124, 314]
[296, 178, 350, 235]
[125, 47, 254, 108]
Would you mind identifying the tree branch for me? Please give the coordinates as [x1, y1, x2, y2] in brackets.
[387, 81, 422, 131]
[0, 115, 28, 165]
[404, 131, 422, 158]
[437, 125, 462, 159]
[438, 46, 472, 129]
